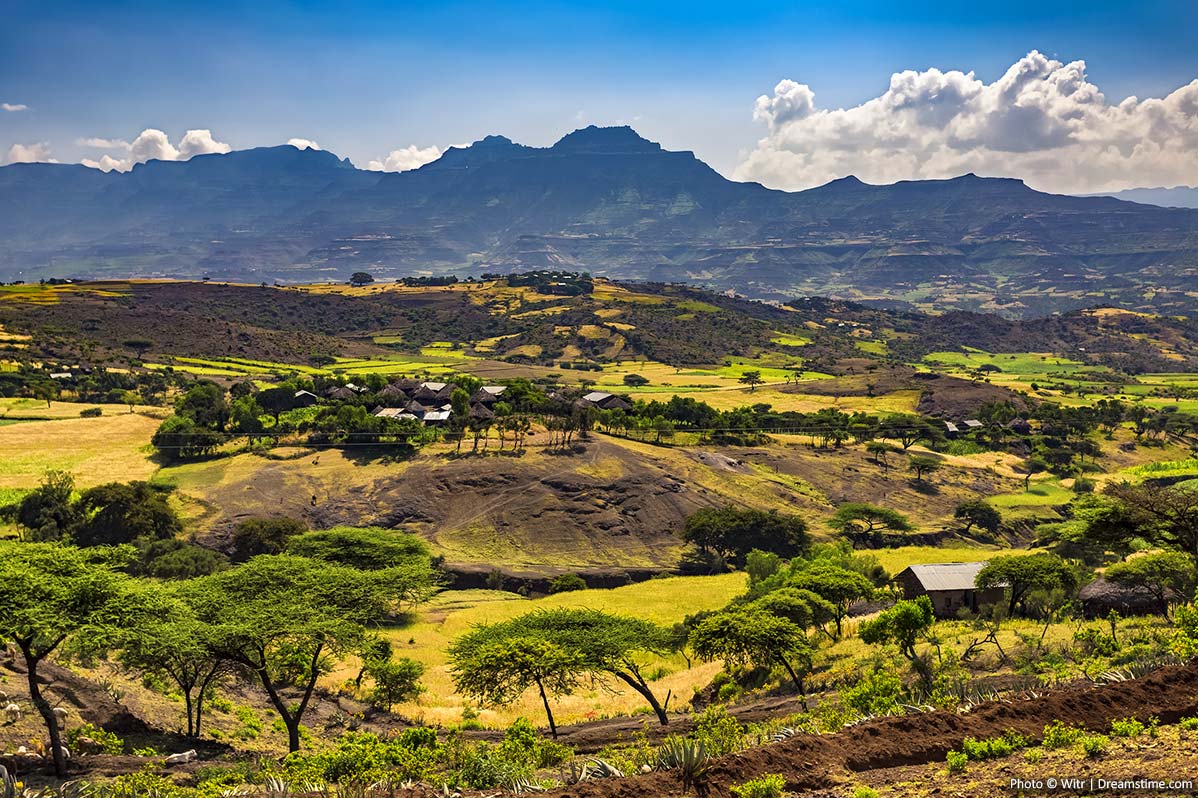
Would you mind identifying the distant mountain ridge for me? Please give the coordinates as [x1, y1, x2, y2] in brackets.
[2, 125, 1197, 317]
[1087, 186, 1198, 209]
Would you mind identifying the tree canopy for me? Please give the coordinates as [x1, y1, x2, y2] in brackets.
[975, 553, 1079, 617]
[682, 506, 809, 566]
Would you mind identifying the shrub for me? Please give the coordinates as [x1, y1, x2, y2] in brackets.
[67, 722, 124, 755]
[959, 730, 1028, 761]
[691, 705, 745, 756]
[730, 773, 786, 798]
[80, 407, 103, 417]
[1179, 716, 1198, 731]
[1042, 720, 1084, 748]
[853, 788, 881, 798]
[549, 573, 587, 593]
[1024, 748, 1044, 764]
[1079, 734, 1108, 758]
[946, 750, 968, 774]
[840, 668, 903, 716]
[1110, 717, 1145, 738]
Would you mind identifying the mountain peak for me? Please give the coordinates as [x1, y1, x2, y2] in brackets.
[551, 125, 662, 154]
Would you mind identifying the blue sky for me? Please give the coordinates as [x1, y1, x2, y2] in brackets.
[2, 0, 1196, 190]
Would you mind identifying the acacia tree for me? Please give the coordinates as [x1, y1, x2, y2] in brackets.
[1103, 482, 1198, 567]
[190, 555, 422, 752]
[117, 586, 230, 738]
[787, 563, 875, 638]
[448, 632, 586, 738]
[682, 506, 809, 566]
[907, 454, 943, 483]
[689, 610, 814, 694]
[954, 500, 1003, 536]
[975, 553, 1078, 617]
[503, 609, 675, 725]
[738, 370, 764, 392]
[0, 543, 140, 777]
[828, 503, 914, 544]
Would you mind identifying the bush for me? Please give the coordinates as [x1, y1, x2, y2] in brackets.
[853, 788, 880, 798]
[840, 668, 903, 716]
[67, 722, 124, 755]
[1110, 717, 1145, 738]
[1179, 716, 1198, 731]
[1079, 734, 1108, 758]
[946, 749, 968, 773]
[1042, 720, 1084, 748]
[691, 705, 745, 756]
[549, 573, 587, 593]
[80, 407, 103, 417]
[959, 730, 1029, 760]
[730, 773, 786, 798]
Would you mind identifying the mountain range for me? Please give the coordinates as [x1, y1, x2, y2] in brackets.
[2, 125, 1197, 317]
[1089, 186, 1198, 209]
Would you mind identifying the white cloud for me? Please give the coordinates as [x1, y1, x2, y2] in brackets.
[736, 51, 1198, 194]
[4, 142, 56, 164]
[1, 103, 28, 112]
[367, 144, 443, 172]
[77, 137, 131, 150]
[80, 128, 231, 172]
[287, 138, 321, 150]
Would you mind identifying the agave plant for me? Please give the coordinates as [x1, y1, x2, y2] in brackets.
[655, 738, 709, 789]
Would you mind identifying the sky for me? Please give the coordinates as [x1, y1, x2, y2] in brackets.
[1, 0, 1196, 193]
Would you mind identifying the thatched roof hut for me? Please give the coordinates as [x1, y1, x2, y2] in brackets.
[1079, 577, 1166, 618]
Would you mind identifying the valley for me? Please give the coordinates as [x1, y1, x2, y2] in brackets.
[2, 275, 1197, 797]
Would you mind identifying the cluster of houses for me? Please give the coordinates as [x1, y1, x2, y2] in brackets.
[943, 417, 1032, 437]
[289, 380, 635, 427]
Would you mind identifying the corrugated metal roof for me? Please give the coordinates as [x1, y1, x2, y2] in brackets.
[900, 561, 988, 592]
[583, 391, 612, 402]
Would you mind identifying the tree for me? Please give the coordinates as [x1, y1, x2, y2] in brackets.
[975, 553, 1078, 617]
[880, 415, 934, 450]
[285, 527, 438, 608]
[365, 657, 425, 711]
[510, 609, 676, 725]
[738, 370, 764, 392]
[350, 272, 375, 287]
[827, 503, 914, 544]
[122, 339, 154, 358]
[682, 506, 809, 566]
[0, 543, 140, 777]
[230, 516, 307, 561]
[1015, 456, 1049, 492]
[191, 555, 415, 752]
[230, 396, 265, 434]
[152, 414, 223, 459]
[449, 633, 586, 737]
[6, 469, 80, 542]
[176, 381, 229, 430]
[623, 373, 649, 387]
[117, 585, 229, 738]
[908, 454, 943, 482]
[74, 481, 181, 547]
[1105, 551, 1197, 619]
[787, 563, 875, 638]
[1103, 482, 1198, 567]
[747, 587, 835, 631]
[256, 386, 297, 425]
[866, 441, 899, 466]
[859, 596, 935, 661]
[954, 500, 1003, 536]
[689, 610, 814, 694]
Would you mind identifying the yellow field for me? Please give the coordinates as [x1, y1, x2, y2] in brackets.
[0, 411, 161, 489]
[338, 574, 747, 728]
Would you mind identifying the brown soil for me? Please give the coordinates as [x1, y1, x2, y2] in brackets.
[544, 659, 1198, 798]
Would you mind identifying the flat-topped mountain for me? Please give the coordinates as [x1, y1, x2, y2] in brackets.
[2, 126, 1197, 316]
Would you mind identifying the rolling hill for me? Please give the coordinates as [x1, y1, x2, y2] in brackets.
[3, 126, 1198, 316]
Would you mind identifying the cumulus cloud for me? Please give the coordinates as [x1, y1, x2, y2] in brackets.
[287, 138, 321, 150]
[80, 128, 231, 172]
[1, 102, 28, 112]
[735, 51, 1198, 194]
[367, 144, 443, 172]
[4, 142, 56, 164]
